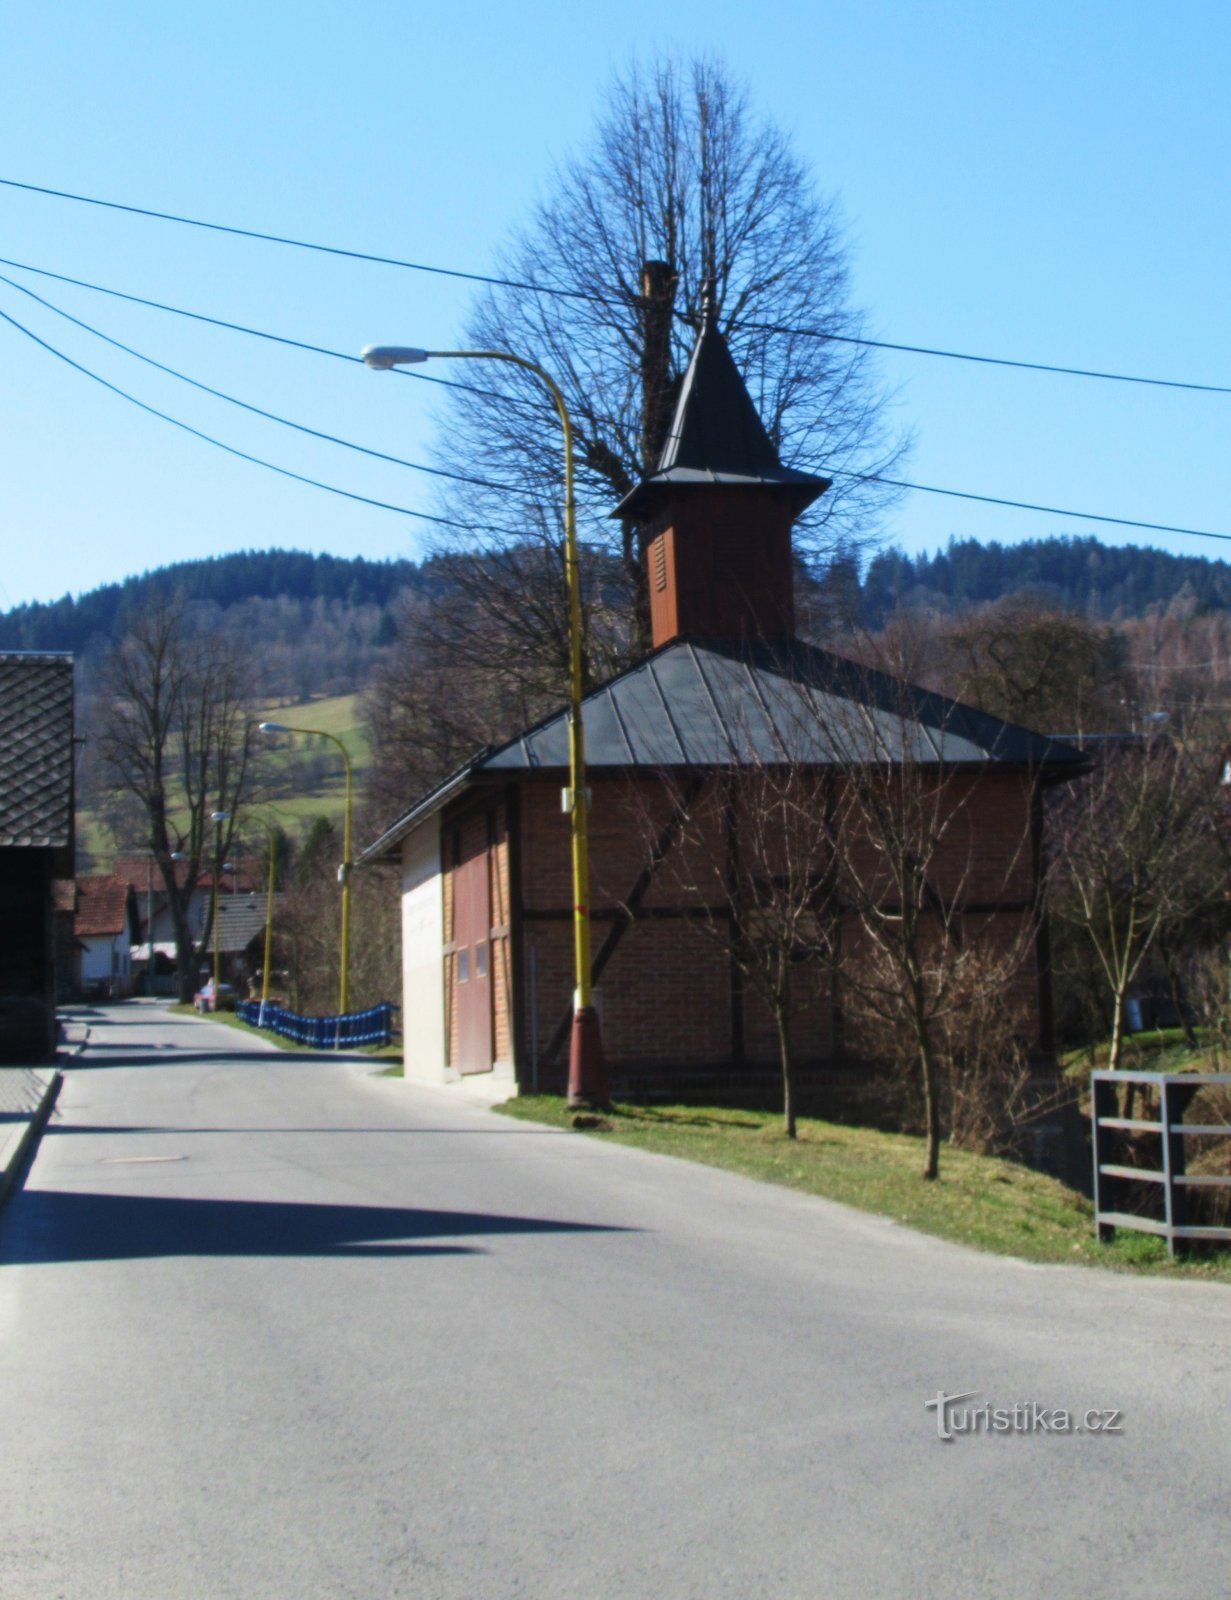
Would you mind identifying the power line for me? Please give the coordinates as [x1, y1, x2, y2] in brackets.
[833, 470, 1231, 544]
[0, 252, 514, 405]
[0, 303, 482, 530]
[0, 176, 597, 300]
[0, 271, 519, 495]
[3, 176, 1226, 396]
[2, 250, 1228, 547]
[743, 320, 1231, 398]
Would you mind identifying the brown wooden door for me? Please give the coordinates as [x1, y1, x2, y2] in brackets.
[453, 849, 493, 1074]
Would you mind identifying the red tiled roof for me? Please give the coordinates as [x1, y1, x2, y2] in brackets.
[112, 855, 260, 893]
[75, 875, 133, 938]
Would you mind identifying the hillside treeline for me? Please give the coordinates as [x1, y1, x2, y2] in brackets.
[854, 536, 1231, 625]
[8, 537, 1231, 706]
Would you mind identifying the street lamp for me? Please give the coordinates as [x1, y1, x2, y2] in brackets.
[361, 343, 609, 1109]
[258, 721, 353, 1016]
[241, 817, 281, 1028]
[210, 811, 230, 1005]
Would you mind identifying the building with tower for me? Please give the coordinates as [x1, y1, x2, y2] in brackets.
[362, 310, 1083, 1101]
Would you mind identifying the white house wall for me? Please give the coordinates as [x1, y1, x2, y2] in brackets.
[80, 932, 131, 985]
[400, 817, 449, 1086]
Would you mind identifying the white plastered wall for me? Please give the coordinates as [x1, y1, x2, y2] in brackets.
[400, 817, 451, 1086]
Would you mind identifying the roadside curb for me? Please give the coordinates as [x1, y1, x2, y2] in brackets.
[0, 1071, 64, 1209]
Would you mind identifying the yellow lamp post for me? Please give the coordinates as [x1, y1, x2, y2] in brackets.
[242, 816, 281, 1027]
[361, 343, 609, 1109]
[209, 809, 230, 1005]
[258, 722, 353, 1017]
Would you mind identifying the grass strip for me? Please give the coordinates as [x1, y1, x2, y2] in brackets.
[495, 1095, 1231, 1281]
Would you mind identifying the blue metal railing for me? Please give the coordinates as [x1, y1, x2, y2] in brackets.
[236, 999, 397, 1049]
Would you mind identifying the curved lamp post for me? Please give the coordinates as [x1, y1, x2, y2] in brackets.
[238, 815, 281, 1027]
[209, 810, 230, 1004]
[361, 343, 609, 1109]
[258, 722, 353, 1017]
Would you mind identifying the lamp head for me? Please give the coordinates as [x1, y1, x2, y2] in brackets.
[361, 345, 429, 369]
[211, 810, 230, 823]
[258, 721, 289, 734]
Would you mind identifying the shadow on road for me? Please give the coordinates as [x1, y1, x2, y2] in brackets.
[43, 1124, 556, 1137]
[65, 1048, 295, 1069]
[1, 1190, 633, 1264]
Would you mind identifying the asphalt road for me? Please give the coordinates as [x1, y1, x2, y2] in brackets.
[2, 1000, 1228, 1599]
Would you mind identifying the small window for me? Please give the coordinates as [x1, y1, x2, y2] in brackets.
[475, 941, 488, 979]
[457, 948, 470, 983]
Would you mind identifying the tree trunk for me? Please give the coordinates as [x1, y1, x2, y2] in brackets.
[1108, 975, 1128, 1072]
[1161, 943, 1197, 1049]
[919, 1033, 941, 1180]
[775, 1011, 797, 1140]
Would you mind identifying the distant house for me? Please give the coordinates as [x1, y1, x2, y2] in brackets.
[74, 875, 139, 998]
[201, 893, 283, 992]
[0, 653, 75, 1061]
[361, 310, 1084, 1101]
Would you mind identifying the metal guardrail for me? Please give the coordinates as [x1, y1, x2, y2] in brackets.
[1091, 1070, 1231, 1258]
[235, 999, 397, 1049]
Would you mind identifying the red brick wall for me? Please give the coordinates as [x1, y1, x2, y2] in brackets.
[513, 766, 1044, 1084]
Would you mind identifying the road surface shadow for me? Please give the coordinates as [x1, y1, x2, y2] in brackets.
[1, 1190, 633, 1264]
[67, 1049, 293, 1068]
[44, 1124, 555, 1137]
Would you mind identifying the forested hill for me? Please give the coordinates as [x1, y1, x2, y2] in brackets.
[4, 536, 1228, 697]
[0, 549, 426, 656]
[857, 536, 1231, 624]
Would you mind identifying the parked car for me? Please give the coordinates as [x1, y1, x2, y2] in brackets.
[193, 980, 236, 1013]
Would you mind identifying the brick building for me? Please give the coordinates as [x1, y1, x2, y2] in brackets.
[362, 309, 1084, 1099]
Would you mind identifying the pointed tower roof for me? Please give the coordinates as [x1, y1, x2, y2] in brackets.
[615, 297, 831, 521]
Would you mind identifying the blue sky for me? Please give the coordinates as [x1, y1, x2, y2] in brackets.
[0, 1, 1227, 608]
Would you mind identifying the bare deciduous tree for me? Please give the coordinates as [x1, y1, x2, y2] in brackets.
[1049, 729, 1228, 1072]
[829, 722, 1041, 1180]
[377, 56, 904, 782]
[643, 765, 839, 1139]
[95, 595, 260, 1001]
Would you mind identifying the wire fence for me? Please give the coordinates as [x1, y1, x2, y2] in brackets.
[235, 999, 397, 1050]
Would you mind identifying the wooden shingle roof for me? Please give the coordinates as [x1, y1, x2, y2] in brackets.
[0, 653, 74, 850]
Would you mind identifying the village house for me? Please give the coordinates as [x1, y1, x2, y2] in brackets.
[0, 652, 75, 1061]
[73, 874, 139, 999]
[361, 311, 1084, 1101]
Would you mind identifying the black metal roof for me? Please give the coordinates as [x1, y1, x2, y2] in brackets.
[0, 653, 74, 850]
[360, 637, 1086, 862]
[201, 894, 283, 955]
[615, 308, 830, 520]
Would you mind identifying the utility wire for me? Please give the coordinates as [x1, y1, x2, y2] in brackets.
[0, 303, 482, 530]
[2, 252, 1227, 545]
[0, 252, 517, 405]
[0, 176, 597, 300]
[0, 271, 519, 495]
[3, 175, 1226, 395]
[742, 320, 1231, 397]
[832, 470, 1231, 544]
